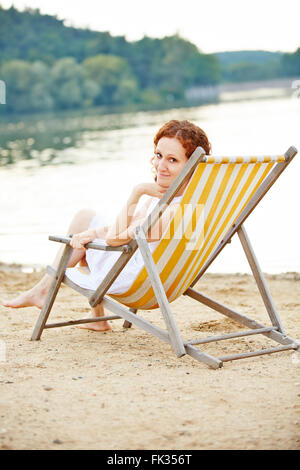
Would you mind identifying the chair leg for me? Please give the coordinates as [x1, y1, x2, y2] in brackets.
[237, 225, 285, 334]
[123, 308, 137, 328]
[135, 227, 186, 358]
[31, 244, 73, 341]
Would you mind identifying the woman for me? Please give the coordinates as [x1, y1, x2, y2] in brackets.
[3, 120, 211, 331]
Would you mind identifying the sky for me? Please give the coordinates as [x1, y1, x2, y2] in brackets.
[1, 0, 300, 54]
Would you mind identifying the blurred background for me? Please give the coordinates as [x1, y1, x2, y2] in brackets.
[0, 1, 299, 274]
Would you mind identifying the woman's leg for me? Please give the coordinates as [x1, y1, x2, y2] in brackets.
[4, 208, 111, 331]
[76, 302, 111, 332]
[3, 209, 97, 309]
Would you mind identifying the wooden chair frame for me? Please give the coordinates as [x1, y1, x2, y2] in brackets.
[31, 146, 300, 369]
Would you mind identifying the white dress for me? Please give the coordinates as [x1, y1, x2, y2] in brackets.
[65, 195, 182, 294]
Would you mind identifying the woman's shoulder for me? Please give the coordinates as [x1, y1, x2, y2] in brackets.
[132, 194, 154, 219]
[138, 194, 182, 217]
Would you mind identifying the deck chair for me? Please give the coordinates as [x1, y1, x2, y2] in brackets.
[31, 145, 300, 368]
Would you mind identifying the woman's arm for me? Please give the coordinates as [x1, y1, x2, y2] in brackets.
[107, 204, 179, 246]
[105, 183, 168, 247]
[70, 225, 110, 250]
[70, 183, 169, 250]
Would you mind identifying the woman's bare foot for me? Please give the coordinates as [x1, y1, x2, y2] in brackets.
[76, 304, 111, 332]
[3, 281, 50, 309]
[77, 320, 111, 332]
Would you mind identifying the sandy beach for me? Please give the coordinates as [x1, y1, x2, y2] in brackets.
[0, 266, 299, 450]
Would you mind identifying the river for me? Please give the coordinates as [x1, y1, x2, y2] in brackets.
[0, 94, 299, 273]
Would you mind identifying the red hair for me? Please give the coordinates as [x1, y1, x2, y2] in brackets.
[154, 119, 211, 157]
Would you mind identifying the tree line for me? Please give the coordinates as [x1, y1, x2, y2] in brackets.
[0, 6, 299, 114]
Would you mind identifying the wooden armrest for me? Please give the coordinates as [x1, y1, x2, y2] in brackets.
[48, 235, 132, 253]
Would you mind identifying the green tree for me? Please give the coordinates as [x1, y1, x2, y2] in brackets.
[50, 57, 83, 109]
[82, 54, 139, 105]
[0, 59, 53, 113]
[280, 48, 300, 76]
[143, 35, 220, 100]
[128, 36, 163, 89]
[0, 6, 227, 114]
[0, 60, 32, 112]
[29, 61, 54, 111]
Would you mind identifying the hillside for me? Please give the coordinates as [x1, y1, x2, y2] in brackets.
[0, 5, 299, 114]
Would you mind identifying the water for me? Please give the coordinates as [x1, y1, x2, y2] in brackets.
[1, 95, 300, 274]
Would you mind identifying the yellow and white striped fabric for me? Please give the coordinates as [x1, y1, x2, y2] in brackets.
[204, 155, 285, 164]
[110, 155, 284, 309]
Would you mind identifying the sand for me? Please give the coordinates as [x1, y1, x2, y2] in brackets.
[0, 266, 299, 450]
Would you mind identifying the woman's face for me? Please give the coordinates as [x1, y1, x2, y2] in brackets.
[153, 137, 188, 188]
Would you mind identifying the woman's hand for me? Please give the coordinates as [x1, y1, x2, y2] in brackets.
[105, 183, 166, 247]
[132, 182, 166, 199]
[70, 229, 96, 250]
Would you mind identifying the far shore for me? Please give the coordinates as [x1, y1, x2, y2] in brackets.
[1, 76, 299, 124]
